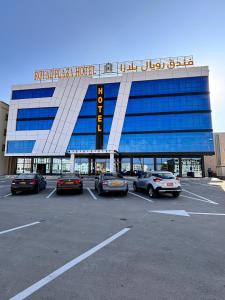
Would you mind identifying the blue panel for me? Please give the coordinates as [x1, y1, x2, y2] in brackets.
[16, 120, 54, 131]
[122, 113, 212, 132]
[129, 77, 209, 96]
[84, 83, 120, 99]
[119, 132, 214, 153]
[73, 117, 113, 133]
[12, 88, 55, 100]
[126, 94, 210, 114]
[67, 135, 108, 150]
[17, 107, 58, 119]
[79, 100, 116, 116]
[7, 140, 35, 153]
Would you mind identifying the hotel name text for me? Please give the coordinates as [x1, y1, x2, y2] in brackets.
[34, 55, 194, 81]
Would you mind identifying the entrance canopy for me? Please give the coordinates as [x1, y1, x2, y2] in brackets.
[67, 150, 119, 173]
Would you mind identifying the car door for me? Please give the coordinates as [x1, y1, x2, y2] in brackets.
[138, 173, 146, 189]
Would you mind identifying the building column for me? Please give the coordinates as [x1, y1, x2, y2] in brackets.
[179, 158, 182, 177]
[88, 157, 92, 175]
[201, 156, 205, 178]
[110, 151, 114, 173]
[70, 154, 75, 173]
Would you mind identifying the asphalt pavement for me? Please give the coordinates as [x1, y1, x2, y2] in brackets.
[0, 177, 225, 300]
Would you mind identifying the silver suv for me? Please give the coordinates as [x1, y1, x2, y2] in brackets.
[133, 171, 181, 198]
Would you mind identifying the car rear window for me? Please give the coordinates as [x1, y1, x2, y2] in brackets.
[103, 173, 122, 180]
[152, 173, 175, 179]
[16, 174, 36, 179]
[61, 173, 80, 179]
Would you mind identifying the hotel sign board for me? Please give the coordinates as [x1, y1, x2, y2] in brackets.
[34, 55, 194, 81]
[96, 85, 104, 149]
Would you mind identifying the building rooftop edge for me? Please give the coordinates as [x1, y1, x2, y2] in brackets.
[11, 65, 209, 90]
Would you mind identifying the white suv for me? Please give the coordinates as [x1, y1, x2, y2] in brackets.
[133, 171, 182, 198]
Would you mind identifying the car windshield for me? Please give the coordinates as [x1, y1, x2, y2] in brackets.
[152, 172, 175, 179]
[16, 174, 36, 179]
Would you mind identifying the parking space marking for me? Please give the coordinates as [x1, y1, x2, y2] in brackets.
[3, 193, 12, 198]
[46, 188, 56, 199]
[182, 189, 218, 205]
[87, 188, 97, 200]
[128, 191, 153, 203]
[0, 221, 40, 236]
[10, 227, 130, 300]
[180, 195, 217, 204]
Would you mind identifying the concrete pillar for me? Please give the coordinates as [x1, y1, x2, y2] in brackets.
[110, 151, 114, 173]
[70, 154, 75, 173]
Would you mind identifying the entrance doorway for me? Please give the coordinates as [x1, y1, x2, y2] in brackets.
[95, 159, 110, 174]
[37, 164, 46, 175]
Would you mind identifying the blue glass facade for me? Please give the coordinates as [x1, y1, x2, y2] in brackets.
[17, 107, 58, 118]
[7, 140, 35, 153]
[119, 76, 213, 154]
[12, 88, 55, 100]
[67, 83, 119, 151]
[16, 107, 58, 131]
[119, 132, 213, 153]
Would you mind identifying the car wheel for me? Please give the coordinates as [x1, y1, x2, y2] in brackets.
[172, 192, 180, 198]
[123, 190, 128, 196]
[148, 186, 157, 198]
[133, 182, 138, 192]
[56, 190, 61, 195]
[97, 187, 103, 196]
[35, 185, 40, 194]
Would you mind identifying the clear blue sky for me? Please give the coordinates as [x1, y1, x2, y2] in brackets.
[0, 0, 224, 131]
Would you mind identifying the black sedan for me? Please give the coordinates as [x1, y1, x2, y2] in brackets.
[11, 173, 46, 195]
[56, 173, 83, 194]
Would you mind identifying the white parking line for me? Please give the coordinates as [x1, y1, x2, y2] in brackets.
[46, 188, 56, 199]
[129, 191, 153, 203]
[3, 193, 12, 198]
[9, 227, 130, 300]
[87, 188, 97, 200]
[182, 189, 218, 205]
[0, 221, 40, 236]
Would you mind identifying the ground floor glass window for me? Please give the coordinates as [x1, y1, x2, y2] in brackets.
[156, 158, 179, 175]
[181, 158, 202, 177]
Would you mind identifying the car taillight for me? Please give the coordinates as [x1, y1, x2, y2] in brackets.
[11, 180, 16, 185]
[73, 180, 81, 184]
[102, 180, 108, 185]
[30, 179, 38, 184]
[153, 177, 162, 182]
[57, 179, 64, 185]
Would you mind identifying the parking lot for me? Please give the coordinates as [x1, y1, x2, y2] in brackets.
[0, 176, 225, 300]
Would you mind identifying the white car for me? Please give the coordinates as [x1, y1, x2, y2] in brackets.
[133, 171, 182, 198]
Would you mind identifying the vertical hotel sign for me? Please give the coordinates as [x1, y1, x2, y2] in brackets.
[96, 85, 104, 149]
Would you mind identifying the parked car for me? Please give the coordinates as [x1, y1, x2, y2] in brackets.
[95, 172, 128, 196]
[133, 171, 181, 198]
[56, 173, 83, 194]
[11, 173, 46, 195]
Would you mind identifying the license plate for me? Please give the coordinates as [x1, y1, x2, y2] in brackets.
[65, 181, 73, 184]
[167, 183, 173, 187]
[20, 182, 26, 184]
[112, 181, 121, 186]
